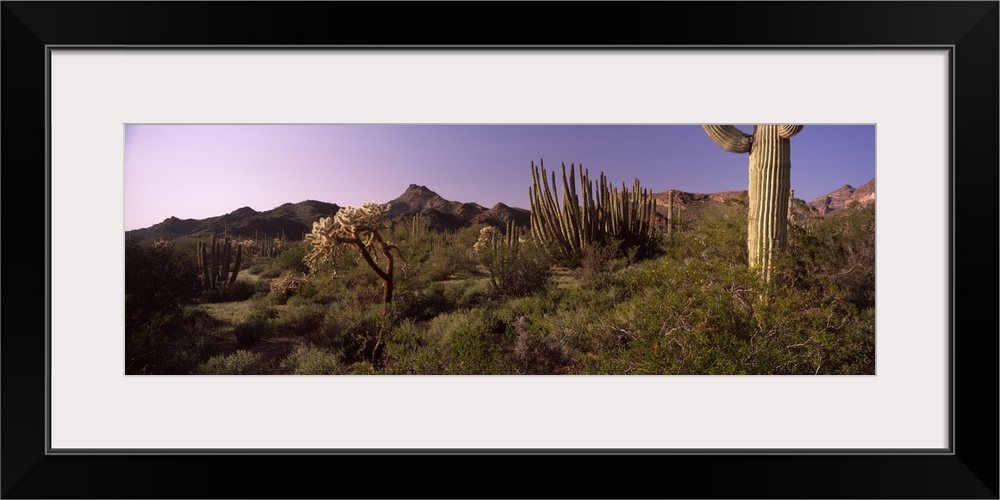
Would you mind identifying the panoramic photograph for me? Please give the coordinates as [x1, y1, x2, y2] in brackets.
[124, 124, 876, 375]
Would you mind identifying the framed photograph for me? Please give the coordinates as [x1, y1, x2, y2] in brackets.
[4, 2, 996, 498]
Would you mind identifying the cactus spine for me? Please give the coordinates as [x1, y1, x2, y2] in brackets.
[528, 160, 656, 264]
[196, 236, 242, 289]
[703, 125, 803, 282]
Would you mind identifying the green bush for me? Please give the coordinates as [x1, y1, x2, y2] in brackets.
[441, 278, 493, 309]
[271, 302, 326, 338]
[125, 238, 204, 374]
[317, 301, 390, 365]
[428, 308, 513, 374]
[193, 350, 271, 375]
[234, 318, 271, 345]
[510, 315, 574, 374]
[125, 310, 221, 375]
[124, 238, 201, 334]
[199, 279, 258, 303]
[270, 242, 310, 274]
[393, 278, 451, 321]
[473, 227, 552, 299]
[279, 345, 341, 374]
[787, 204, 875, 310]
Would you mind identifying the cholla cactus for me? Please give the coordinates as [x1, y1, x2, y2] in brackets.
[269, 271, 308, 298]
[304, 202, 405, 309]
[473, 226, 500, 254]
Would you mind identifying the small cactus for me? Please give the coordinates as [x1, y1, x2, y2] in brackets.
[196, 236, 242, 289]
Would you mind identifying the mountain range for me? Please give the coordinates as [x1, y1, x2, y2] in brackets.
[125, 179, 875, 242]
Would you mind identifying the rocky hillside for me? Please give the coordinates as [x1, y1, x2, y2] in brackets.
[127, 179, 873, 241]
[126, 200, 339, 242]
[650, 177, 875, 225]
[126, 185, 532, 241]
[808, 178, 876, 215]
[386, 184, 529, 232]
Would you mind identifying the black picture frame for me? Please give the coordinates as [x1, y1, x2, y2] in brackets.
[3, 2, 996, 498]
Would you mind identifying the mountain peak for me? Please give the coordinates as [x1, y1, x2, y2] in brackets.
[809, 178, 875, 215]
[406, 184, 433, 193]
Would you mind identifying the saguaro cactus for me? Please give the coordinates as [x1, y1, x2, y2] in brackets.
[703, 125, 803, 282]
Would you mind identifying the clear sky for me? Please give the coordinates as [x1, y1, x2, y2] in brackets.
[124, 124, 875, 230]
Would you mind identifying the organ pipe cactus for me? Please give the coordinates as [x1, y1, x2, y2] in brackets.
[196, 236, 242, 289]
[703, 125, 803, 282]
[304, 202, 406, 311]
[666, 189, 674, 237]
[528, 160, 656, 265]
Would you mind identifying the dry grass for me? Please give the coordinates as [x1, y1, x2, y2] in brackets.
[198, 301, 288, 324]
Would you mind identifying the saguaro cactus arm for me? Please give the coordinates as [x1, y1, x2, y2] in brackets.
[703, 125, 753, 153]
[777, 125, 804, 139]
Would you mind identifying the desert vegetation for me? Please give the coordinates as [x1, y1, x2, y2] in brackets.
[124, 135, 882, 379]
[125, 166, 875, 375]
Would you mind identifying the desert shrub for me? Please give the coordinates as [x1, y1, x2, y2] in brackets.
[245, 297, 279, 322]
[575, 239, 629, 289]
[473, 226, 552, 299]
[271, 302, 326, 338]
[125, 238, 205, 374]
[279, 345, 342, 374]
[382, 319, 444, 374]
[124, 238, 201, 333]
[199, 279, 258, 303]
[392, 279, 451, 321]
[258, 268, 283, 279]
[431, 241, 480, 280]
[193, 350, 271, 375]
[661, 202, 748, 265]
[787, 204, 875, 310]
[558, 246, 875, 375]
[299, 254, 384, 306]
[390, 217, 479, 283]
[317, 301, 391, 365]
[270, 242, 310, 274]
[234, 318, 271, 345]
[441, 278, 494, 309]
[510, 315, 574, 375]
[125, 310, 221, 375]
[248, 262, 269, 275]
[429, 308, 513, 374]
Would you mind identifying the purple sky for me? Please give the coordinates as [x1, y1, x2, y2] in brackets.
[124, 124, 875, 230]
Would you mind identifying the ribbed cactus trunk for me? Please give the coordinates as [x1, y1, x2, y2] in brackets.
[196, 237, 241, 289]
[529, 160, 656, 265]
[666, 190, 674, 237]
[703, 125, 803, 282]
